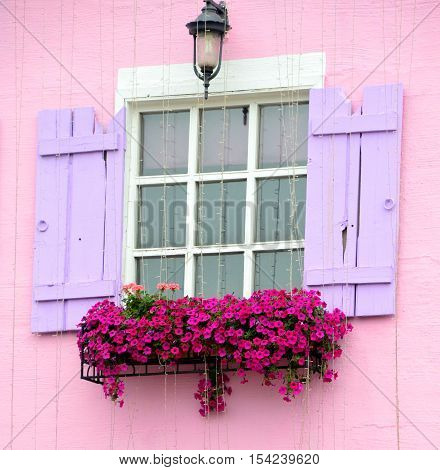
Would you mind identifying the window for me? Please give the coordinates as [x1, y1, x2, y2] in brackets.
[125, 93, 308, 299]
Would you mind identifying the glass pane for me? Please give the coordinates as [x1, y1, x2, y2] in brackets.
[196, 181, 246, 246]
[195, 253, 243, 298]
[254, 250, 304, 291]
[137, 256, 185, 297]
[141, 111, 189, 175]
[259, 103, 308, 168]
[199, 107, 248, 172]
[138, 184, 187, 248]
[256, 176, 306, 242]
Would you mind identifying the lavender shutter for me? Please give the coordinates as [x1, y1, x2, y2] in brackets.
[32, 107, 125, 332]
[304, 84, 403, 317]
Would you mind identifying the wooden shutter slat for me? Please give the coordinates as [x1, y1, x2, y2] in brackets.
[67, 107, 105, 284]
[32, 109, 72, 332]
[304, 88, 352, 312]
[305, 266, 393, 286]
[63, 108, 107, 330]
[39, 133, 119, 156]
[34, 280, 116, 301]
[342, 111, 361, 316]
[312, 111, 398, 135]
[355, 84, 403, 316]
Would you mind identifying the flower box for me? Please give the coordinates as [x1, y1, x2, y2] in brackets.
[78, 283, 352, 415]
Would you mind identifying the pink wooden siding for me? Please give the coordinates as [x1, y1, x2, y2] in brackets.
[0, 0, 439, 450]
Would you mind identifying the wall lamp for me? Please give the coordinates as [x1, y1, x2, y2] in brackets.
[186, 1, 231, 99]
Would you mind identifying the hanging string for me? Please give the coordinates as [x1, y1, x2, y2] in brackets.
[274, 0, 308, 448]
[380, 0, 400, 450]
[289, 0, 300, 448]
[285, 0, 305, 289]
[159, 0, 173, 287]
[391, 0, 403, 450]
[33, 340, 39, 449]
[273, 0, 304, 448]
[54, 0, 64, 450]
[273, 7, 285, 292]
[291, 8, 305, 285]
[160, 0, 177, 450]
[9, 0, 20, 447]
[109, 402, 116, 449]
[173, 369, 178, 449]
[109, 0, 119, 306]
[329, 0, 338, 450]
[126, 381, 138, 449]
[122, 0, 138, 292]
[201, 8, 213, 450]
[220, 11, 231, 449]
[122, 0, 139, 450]
[285, 0, 306, 448]
[32, 0, 49, 451]
[341, 0, 358, 451]
[164, 363, 168, 450]
[203, 356, 212, 449]
[408, 0, 417, 92]
[399, 0, 417, 449]
[99, 0, 114, 299]
[215, 72, 228, 299]
[189, 0, 207, 450]
[197, 68, 206, 298]
[295, 0, 313, 449]
[305, 0, 325, 451]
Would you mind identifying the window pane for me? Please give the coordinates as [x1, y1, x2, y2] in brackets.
[141, 111, 189, 175]
[196, 181, 246, 246]
[254, 250, 304, 291]
[199, 107, 248, 172]
[138, 184, 187, 248]
[256, 176, 306, 242]
[259, 103, 308, 168]
[137, 256, 185, 297]
[195, 253, 243, 298]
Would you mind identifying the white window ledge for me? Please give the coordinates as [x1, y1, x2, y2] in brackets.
[116, 52, 326, 110]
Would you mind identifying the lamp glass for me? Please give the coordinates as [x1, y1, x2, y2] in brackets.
[196, 30, 221, 70]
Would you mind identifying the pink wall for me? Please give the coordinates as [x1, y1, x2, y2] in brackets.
[1, 0, 439, 450]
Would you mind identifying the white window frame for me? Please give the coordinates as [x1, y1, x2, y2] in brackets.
[117, 52, 326, 297]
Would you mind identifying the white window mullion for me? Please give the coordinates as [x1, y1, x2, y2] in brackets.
[123, 107, 141, 283]
[243, 249, 254, 297]
[184, 106, 199, 296]
[136, 174, 188, 186]
[134, 248, 188, 257]
[254, 166, 307, 179]
[252, 240, 305, 252]
[243, 102, 259, 296]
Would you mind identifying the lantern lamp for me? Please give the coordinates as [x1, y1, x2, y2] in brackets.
[186, 1, 231, 99]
